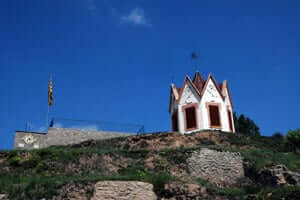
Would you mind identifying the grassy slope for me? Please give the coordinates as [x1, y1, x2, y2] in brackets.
[1, 133, 300, 199]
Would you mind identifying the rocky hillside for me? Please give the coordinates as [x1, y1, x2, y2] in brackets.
[1, 130, 300, 200]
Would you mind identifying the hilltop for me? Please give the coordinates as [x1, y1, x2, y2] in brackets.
[1, 130, 300, 200]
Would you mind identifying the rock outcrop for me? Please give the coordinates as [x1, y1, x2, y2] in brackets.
[160, 183, 208, 200]
[257, 165, 300, 186]
[0, 194, 8, 200]
[91, 181, 157, 200]
[187, 148, 244, 186]
[52, 182, 94, 200]
[78, 131, 230, 151]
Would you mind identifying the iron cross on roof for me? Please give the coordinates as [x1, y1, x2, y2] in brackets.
[191, 52, 199, 71]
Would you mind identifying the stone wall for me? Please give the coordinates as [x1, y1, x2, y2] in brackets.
[187, 148, 244, 186]
[14, 128, 132, 149]
[91, 181, 157, 200]
[14, 131, 47, 149]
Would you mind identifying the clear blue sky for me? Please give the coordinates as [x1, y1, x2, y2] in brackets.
[1, 0, 300, 149]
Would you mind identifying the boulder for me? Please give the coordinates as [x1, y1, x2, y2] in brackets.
[91, 181, 157, 200]
[0, 194, 8, 200]
[257, 165, 300, 186]
[160, 183, 208, 200]
[52, 182, 94, 200]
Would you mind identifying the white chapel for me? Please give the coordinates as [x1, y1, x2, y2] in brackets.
[169, 71, 235, 134]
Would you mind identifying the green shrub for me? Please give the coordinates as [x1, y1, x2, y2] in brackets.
[36, 161, 49, 172]
[8, 156, 22, 167]
[272, 132, 284, 139]
[257, 186, 300, 200]
[117, 164, 175, 195]
[22, 155, 41, 169]
[227, 133, 250, 146]
[146, 173, 175, 195]
[285, 129, 300, 152]
[234, 113, 260, 136]
[196, 138, 215, 145]
[160, 149, 187, 165]
[197, 178, 259, 197]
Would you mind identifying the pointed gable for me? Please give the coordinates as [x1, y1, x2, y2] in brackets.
[171, 84, 179, 100]
[221, 80, 234, 107]
[169, 84, 180, 113]
[169, 71, 234, 112]
[200, 74, 225, 100]
[178, 76, 201, 103]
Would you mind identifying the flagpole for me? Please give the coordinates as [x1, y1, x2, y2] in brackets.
[46, 105, 48, 129]
[47, 73, 53, 131]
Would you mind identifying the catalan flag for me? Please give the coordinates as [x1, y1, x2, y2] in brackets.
[48, 77, 53, 106]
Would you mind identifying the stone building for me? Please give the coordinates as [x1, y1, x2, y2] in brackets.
[169, 71, 235, 134]
[14, 128, 131, 149]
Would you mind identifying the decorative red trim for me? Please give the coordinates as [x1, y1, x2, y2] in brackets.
[182, 103, 199, 131]
[206, 102, 222, 129]
[227, 106, 235, 132]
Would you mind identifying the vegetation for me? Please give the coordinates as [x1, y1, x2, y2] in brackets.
[197, 178, 259, 197]
[285, 129, 300, 152]
[1, 129, 300, 199]
[272, 132, 284, 139]
[233, 112, 260, 136]
[197, 177, 300, 200]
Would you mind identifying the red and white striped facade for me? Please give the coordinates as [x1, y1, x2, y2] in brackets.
[169, 71, 235, 134]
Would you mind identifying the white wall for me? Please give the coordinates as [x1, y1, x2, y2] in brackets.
[171, 78, 235, 134]
[178, 82, 202, 134]
[200, 79, 233, 132]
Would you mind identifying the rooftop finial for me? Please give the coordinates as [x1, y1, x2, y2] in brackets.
[191, 52, 198, 71]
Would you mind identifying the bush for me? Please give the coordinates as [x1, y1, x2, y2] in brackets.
[234, 113, 260, 136]
[196, 138, 216, 145]
[160, 149, 187, 165]
[258, 186, 300, 200]
[285, 129, 300, 152]
[272, 132, 284, 139]
[8, 156, 22, 167]
[147, 173, 175, 195]
[22, 155, 41, 169]
[197, 178, 259, 197]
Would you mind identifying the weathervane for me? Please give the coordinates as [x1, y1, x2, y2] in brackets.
[191, 52, 199, 71]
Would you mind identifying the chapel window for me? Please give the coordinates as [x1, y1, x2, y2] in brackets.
[209, 105, 221, 127]
[185, 107, 197, 130]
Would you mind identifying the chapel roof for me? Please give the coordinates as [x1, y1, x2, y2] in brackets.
[169, 71, 233, 113]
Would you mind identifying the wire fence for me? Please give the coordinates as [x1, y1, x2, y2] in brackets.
[0, 118, 146, 150]
[49, 118, 145, 134]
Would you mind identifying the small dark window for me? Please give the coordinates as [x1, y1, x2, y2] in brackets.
[209, 105, 221, 127]
[227, 110, 233, 132]
[172, 112, 179, 132]
[185, 107, 197, 129]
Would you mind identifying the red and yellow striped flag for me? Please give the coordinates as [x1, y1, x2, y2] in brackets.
[48, 77, 53, 106]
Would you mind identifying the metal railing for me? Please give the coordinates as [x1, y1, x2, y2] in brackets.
[49, 117, 145, 134]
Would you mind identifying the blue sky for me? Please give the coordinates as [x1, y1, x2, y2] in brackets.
[1, 0, 300, 149]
